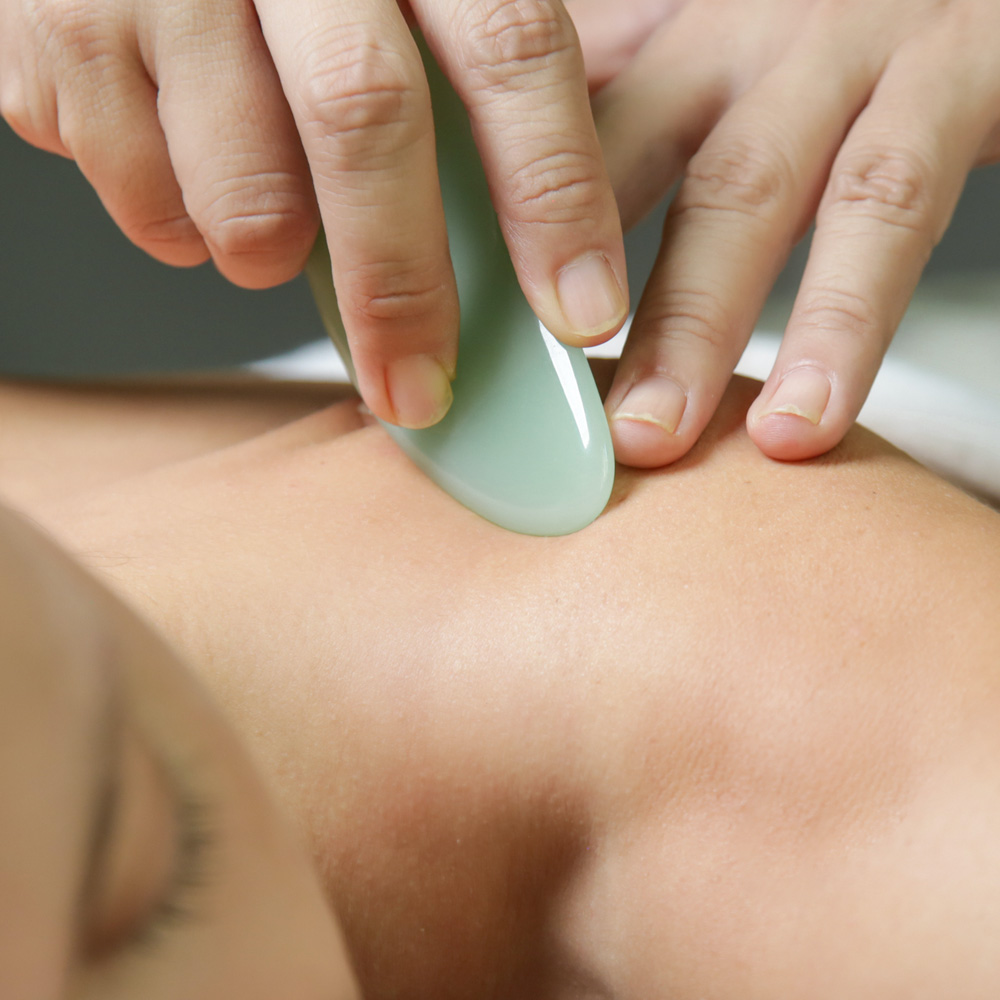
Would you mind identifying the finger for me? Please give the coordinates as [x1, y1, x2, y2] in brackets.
[588, 8, 734, 230]
[606, 27, 877, 468]
[145, 1, 318, 289]
[590, 0, 827, 230]
[977, 119, 1000, 167]
[748, 29, 1000, 461]
[0, 5, 67, 157]
[419, 0, 629, 346]
[73, 68, 209, 268]
[6, 12, 207, 267]
[563, 0, 685, 93]
[257, 0, 459, 428]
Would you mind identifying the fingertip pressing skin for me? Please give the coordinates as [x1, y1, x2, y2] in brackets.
[608, 365, 842, 468]
[747, 412, 840, 464]
[600, 28, 875, 471]
[744, 22, 992, 464]
[608, 417, 681, 468]
[606, 373, 690, 467]
[746, 365, 841, 461]
[594, 2, 1000, 472]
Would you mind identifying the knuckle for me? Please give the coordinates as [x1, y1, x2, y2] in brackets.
[197, 178, 316, 260]
[456, 0, 577, 86]
[294, 28, 422, 156]
[795, 286, 880, 342]
[343, 258, 454, 333]
[675, 134, 792, 221]
[0, 98, 29, 138]
[34, 0, 107, 65]
[204, 207, 314, 262]
[56, 92, 124, 162]
[644, 287, 732, 354]
[0, 81, 48, 146]
[31, 0, 82, 39]
[825, 146, 933, 233]
[206, 209, 313, 261]
[22, 0, 117, 152]
[127, 210, 202, 250]
[505, 145, 604, 224]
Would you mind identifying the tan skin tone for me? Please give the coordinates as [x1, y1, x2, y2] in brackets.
[2, 367, 1000, 997]
[0, 500, 359, 997]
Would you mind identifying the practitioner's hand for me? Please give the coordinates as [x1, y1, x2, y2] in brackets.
[567, 0, 1000, 465]
[0, 0, 628, 428]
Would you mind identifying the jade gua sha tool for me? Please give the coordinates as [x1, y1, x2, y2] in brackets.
[306, 39, 614, 536]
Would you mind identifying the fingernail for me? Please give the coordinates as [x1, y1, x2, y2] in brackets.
[384, 353, 453, 429]
[761, 368, 831, 425]
[556, 253, 627, 338]
[611, 375, 688, 435]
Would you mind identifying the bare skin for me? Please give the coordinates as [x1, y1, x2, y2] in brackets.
[0, 497, 357, 999]
[3, 370, 1000, 998]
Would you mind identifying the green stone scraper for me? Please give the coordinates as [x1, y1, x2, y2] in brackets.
[306, 38, 614, 536]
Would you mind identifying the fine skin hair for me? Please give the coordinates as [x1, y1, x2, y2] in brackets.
[2, 369, 1000, 998]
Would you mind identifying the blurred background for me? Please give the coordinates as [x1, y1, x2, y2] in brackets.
[2, 116, 1000, 382]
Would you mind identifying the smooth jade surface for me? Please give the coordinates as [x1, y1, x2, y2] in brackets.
[306, 38, 614, 536]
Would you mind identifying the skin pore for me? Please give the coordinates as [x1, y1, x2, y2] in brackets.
[2, 369, 1000, 998]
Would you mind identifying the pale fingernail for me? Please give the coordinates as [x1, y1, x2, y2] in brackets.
[611, 375, 688, 435]
[761, 368, 831, 425]
[384, 353, 453, 429]
[556, 253, 627, 338]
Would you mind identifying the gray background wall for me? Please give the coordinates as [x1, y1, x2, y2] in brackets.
[0, 120, 322, 376]
[2, 117, 999, 378]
